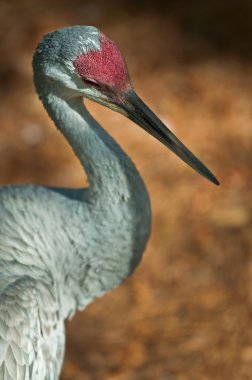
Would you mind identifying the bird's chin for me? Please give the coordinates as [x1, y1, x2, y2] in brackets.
[89, 96, 129, 117]
[105, 102, 128, 116]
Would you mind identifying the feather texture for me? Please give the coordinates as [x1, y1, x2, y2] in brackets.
[0, 278, 65, 380]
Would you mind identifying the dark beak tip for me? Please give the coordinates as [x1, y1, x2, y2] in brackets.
[213, 177, 220, 186]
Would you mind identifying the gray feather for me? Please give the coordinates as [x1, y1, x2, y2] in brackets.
[0, 25, 151, 379]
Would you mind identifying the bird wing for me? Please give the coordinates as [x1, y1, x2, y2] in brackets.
[0, 277, 65, 380]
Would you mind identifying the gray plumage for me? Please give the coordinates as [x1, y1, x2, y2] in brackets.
[0, 25, 218, 380]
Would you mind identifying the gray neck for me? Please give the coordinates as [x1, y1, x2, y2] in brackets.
[38, 87, 150, 209]
[34, 85, 152, 316]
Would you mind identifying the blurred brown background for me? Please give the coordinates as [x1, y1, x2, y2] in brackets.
[0, 0, 252, 379]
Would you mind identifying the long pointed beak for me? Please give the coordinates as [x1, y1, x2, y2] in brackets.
[121, 90, 219, 186]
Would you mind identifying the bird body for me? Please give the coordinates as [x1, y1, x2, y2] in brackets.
[0, 26, 218, 379]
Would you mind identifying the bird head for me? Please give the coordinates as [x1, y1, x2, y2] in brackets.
[33, 26, 219, 185]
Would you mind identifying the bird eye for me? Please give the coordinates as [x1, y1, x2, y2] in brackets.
[83, 78, 100, 88]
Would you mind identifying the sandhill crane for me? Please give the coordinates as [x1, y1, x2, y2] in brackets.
[0, 26, 219, 380]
